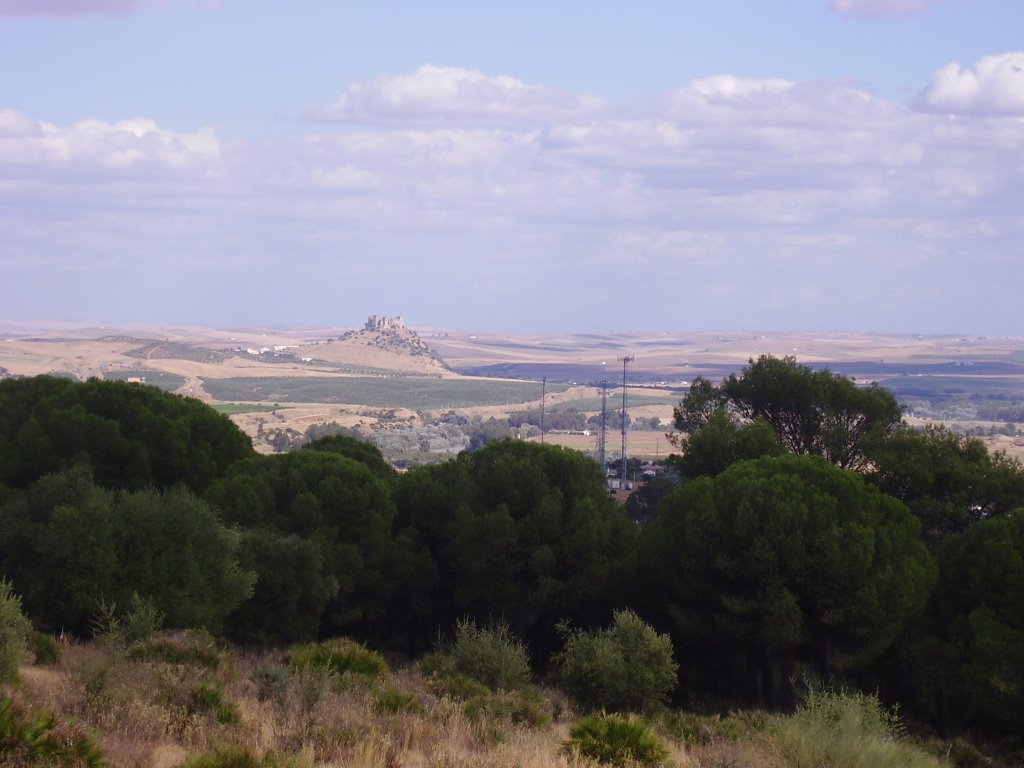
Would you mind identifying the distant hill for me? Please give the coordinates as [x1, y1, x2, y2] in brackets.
[306, 317, 451, 377]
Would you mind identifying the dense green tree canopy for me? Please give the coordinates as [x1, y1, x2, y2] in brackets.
[205, 449, 399, 641]
[674, 356, 902, 472]
[0, 467, 253, 634]
[302, 434, 395, 481]
[673, 377, 728, 435]
[228, 530, 340, 645]
[392, 440, 638, 656]
[0, 376, 253, 493]
[642, 455, 935, 704]
[671, 409, 784, 481]
[867, 424, 1024, 542]
[932, 509, 1024, 732]
[5, 371, 1024, 745]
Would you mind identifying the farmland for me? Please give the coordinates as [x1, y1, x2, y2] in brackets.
[200, 374, 564, 409]
[1, 321, 1023, 460]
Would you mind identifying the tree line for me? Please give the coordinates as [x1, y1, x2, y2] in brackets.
[0, 364, 1022, 743]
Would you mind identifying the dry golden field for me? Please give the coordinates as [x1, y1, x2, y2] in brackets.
[2, 322, 1023, 459]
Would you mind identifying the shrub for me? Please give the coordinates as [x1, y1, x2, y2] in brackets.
[182, 744, 308, 768]
[773, 687, 946, 768]
[564, 712, 669, 767]
[0, 695, 106, 768]
[127, 629, 222, 669]
[187, 682, 239, 725]
[90, 593, 164, 649]
[463, 687, 552, 728]
[119, 593, 165, 644]
[0, 579, 32, 684]
[426, 673, 492, 701]
[293, 666, 335, 713]
[554, 609, 677, 712]
[289, 637, 388, 679]
[426, 618, 532, 692]
[661, 711, 753, 746]
[374, 687, 422, 715]
[29, 632, 61, 667]
[251, 662, 290, 703]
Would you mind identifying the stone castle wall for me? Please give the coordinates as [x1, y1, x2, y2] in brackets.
[365, 315, 405, 331]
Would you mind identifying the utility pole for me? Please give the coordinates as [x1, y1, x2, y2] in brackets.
[618, 356, 634, 485]
[540, 376, 546, 444]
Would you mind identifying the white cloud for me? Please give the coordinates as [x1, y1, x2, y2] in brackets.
[658, 77, 901, 139]
[918, 53, 1024, 116]
[0, 109, 39, 137]
[686, 75, 794, 101]
[0, 111, 219, 170]
[309, 65, 609, 126]
[828, 0, 939, 19]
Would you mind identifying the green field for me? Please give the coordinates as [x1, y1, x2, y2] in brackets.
[209, 403, 289, 415]
[200, 375, 563, 409]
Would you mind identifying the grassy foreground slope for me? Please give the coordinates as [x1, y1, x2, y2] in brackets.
[6, 631, 966, 768]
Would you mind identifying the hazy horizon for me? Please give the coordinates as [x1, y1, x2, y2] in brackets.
[2, 316, 1018, 342]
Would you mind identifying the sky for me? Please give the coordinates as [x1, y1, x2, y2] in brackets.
[1, 0, 1023, 335]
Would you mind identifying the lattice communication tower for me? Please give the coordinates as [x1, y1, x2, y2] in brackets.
[618, 356, 634, 483]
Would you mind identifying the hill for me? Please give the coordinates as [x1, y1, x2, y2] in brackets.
[308, 316, 451, 377]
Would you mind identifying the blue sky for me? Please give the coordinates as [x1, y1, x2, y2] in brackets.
[1, 0, 1023, 334]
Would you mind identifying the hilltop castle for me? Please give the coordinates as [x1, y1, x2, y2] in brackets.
[364, 315, 405, 331]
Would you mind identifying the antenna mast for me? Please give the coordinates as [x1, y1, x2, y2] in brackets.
[618, 355, 634, 484]
[598, 381, 608, 471]
[540, 376, 546, 444]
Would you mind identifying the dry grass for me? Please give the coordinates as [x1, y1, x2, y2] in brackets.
[9, 637, 600, 768]
[6, 633, 968, 768]
[4, 636, 696, 768]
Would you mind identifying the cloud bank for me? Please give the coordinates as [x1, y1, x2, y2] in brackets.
[310, 65, 609, 126]
[2, 61, 1021, 333]
[0, 110, 219, 169]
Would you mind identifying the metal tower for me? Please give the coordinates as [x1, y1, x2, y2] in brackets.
[597, 381, 608, 471]
[540, 376, 546, 444]
[618, 355, 634, 484]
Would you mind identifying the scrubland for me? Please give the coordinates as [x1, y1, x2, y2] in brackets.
[4, 629, 981, 768]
